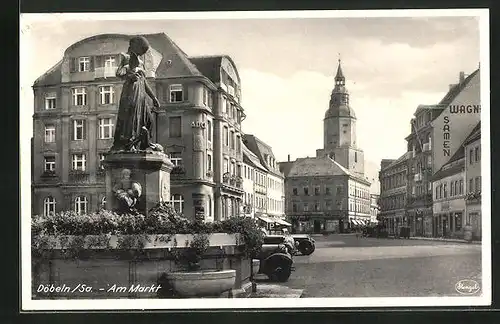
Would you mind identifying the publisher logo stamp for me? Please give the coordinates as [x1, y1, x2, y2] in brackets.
[455, 279, 481, 295]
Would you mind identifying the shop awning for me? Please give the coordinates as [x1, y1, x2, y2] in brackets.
[274, 218, 292, 227]
[257, 215, 275, 223]
[350, 219, 360, 226]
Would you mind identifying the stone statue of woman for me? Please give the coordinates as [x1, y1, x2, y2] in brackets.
[110, 36, 163, 152]
[113, 168, 142, 212]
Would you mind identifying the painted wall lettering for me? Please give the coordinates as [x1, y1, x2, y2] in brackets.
[449, 104, 481, 114]
[443, 116, 450, 157]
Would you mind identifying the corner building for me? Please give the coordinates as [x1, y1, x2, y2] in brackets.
[280, 60, 371, 233]
[33, 33, 246, 221]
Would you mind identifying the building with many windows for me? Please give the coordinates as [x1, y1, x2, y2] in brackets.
[404, 69, 480, 237]
[279, 60, 370, 233]
[370, 193, 380, 225]
[32, 33, 246, 221]
[378, 153, 409, 236]
[464, 122, 481, 240]
[241, 143, 268, 218]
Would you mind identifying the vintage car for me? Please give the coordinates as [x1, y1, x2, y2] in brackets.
[291, 234, 316, 255]
[255, 235, 294, 282]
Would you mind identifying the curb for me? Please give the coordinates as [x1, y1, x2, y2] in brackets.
[407, 237, 481, 244]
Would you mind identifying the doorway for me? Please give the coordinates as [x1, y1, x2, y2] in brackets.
[443, 218, 447, 238]
[314, 220, 321, 233]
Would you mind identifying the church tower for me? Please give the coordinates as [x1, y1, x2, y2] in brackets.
[317, 59, 365, 177]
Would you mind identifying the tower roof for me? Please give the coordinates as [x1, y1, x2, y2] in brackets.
[335, 59, 345, 80]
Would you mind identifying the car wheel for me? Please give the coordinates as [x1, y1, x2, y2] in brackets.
[270, 266, 291, 282]
[299, 242, 315, 256]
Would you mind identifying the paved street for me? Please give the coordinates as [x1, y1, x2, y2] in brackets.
[259, 234, 482, 297]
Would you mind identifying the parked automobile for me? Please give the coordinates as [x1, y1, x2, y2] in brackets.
[291, 234, 316, 255]
[255, 235, 294, 282]
[264, 234, 296, 255]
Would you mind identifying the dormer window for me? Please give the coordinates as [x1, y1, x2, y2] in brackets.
[78, 57, 90, 72]
[169, 84, 183, 103]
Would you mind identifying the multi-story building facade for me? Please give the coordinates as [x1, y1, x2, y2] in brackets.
[243, 134, 285, 220]
[33, 33, 246, 222]
[279, 60, 370, 233]
[378, 153, 409, 236]
[431, 143, 466, 238]
[370, 193, 380, 224]
[241, 143, 268, 218]
[405, 69, 479, 236]
[464, 122, 481, 240]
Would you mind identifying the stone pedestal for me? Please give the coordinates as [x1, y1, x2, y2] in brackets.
[103, 152, 174, 215]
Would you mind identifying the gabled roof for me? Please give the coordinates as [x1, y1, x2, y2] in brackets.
[189, 56, 223, 84]
[33, 32, 204, 87]
[243, 134, 282, 177]
[287, 156, 350, 177]
[243, 144, 267, 172]
[438, 69, 480, 107]
[432, 123, 480, 181]
[463, 121, 481, 146]
[33, 60, 63, 87]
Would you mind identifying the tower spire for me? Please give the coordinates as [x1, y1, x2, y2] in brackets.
[335, 54, 345, 85]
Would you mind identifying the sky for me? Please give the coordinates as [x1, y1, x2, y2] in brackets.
[20, 12, 481, 194]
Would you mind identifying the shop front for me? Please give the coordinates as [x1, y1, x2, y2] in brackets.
[466, 198, 481, 240]
[433, 198, 465, 239]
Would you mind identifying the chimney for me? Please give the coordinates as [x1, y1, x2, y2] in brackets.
[459, 71, 465, 83]
[287, 154, 290, 162]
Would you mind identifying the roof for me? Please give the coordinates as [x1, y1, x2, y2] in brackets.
[287, 155, 350, 177]
[438, 69, 480, 107]
[278, 161, 295, 177]
[463, 122, 481, 146]
[335, 60, 344, 80]
[243, 144, 267, 172]
[432, 124, 480, 181]
[33, 33, 204, 87]
[243, 134, 283, 177]
[189, 56, 223, 84]
[381, 152, 409, 171]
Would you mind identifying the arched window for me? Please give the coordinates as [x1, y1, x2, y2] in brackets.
[74, 195, 88, 214]
[171, 194, 184, 214]
[43, 196, 56, 216]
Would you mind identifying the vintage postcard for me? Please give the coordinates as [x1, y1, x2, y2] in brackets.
[20, 9, 490, 310]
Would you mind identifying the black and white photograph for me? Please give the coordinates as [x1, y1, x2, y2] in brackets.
[20, 9, 491, 310]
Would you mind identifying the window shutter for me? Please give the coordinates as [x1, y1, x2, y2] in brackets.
[83, 120, 87, 139]
[95, 56, 103, 69]
[71, 120, 75, 141]
[70, 58, 76, 72]
[89, 57, 94, 72]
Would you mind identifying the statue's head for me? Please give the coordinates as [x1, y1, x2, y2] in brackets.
[129, 36, 150, 56]
[121, 168, 132, 180]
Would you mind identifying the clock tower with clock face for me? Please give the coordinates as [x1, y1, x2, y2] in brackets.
[316, 59, 365, 177]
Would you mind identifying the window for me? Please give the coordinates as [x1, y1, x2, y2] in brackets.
[469, 178, 474, 193]
[202, 87, 210, 107]
[74, 196, 88, 214]
[303, 203, 309, 212]
[169, 117, 182, 137]
[207, 196, 212, 217]
[455, 212, 462, 231]
[450, 181, 454, 196]
[98, 118, 114, 139]
[236, 135, 241, 153]
[237, 164, 241, 177]
[454, 181, 459, 196]
[325, 187, 331, 195]
[44, 125, 55, 143]
[475, 147, 480, 162]
[355, 152, 358, 163]
[326, 200, 332, 210]
[224, 158, 229, 173]
[72, 119, 86, 140]
[171, 194, 185, 214]
[99, 86, 115, 105]
[78, 57, 90, 72]
[207, 120, 212, 142]
[44, 156, 55, 172]
[230, 131, 235, 149]
[223, 126, 229, 146]
[231, 162, 235, 175]
[207, 153, 212, 171]
[303, 187, 309, 195]
[469, 149, 474, 164]
[45, 96, 56, 110]
[104, 56, 116, 68]
[98, 153, 106, 170]
[435, 186, 439, 199]
[443, 184, 447, 198]
[72, 87, 87, 106]
[475, 176, 481, 191]
[43, 197, 56, 216]
[292, 188, 298, 196]
[169, 152, 183, 166]
[314, 203, 320, 211]
[169, 84, 183, 103]
[314, 187, 320, 196]
[72, 153, 86, 171]
[292, 203, 297, 212]
[337, 185, 344, 195]
[459, 180, 464, 194]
